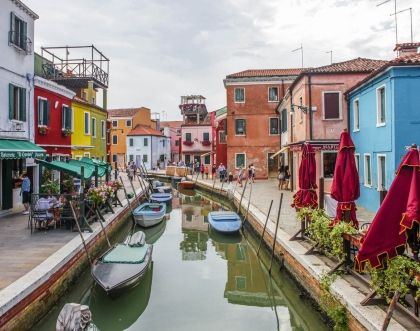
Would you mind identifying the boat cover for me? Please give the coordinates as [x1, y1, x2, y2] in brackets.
[209, 211, 241, 222]
[103, 245, 148, 264]
[128, 231, 146, 247]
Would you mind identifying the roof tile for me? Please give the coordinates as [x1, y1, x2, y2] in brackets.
[127, 125, 164, 137]
[307, 57, 387, 74]
[226, 68, 304, 78]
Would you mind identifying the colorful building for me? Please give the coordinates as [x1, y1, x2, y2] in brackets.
[277, 58, 387, 195]
[160, 120, 183, 163]
[213, 106, 227, 166]
[346, 45, 420, 212]
[224, 69, 302, 179]
[108, 107, 154, 169]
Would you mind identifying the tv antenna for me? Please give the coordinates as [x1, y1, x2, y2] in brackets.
[326, 50, 333, 64]
[390, 7, 413, 43]
[292, 44, 304, 68]
[377, 0, 398, 44]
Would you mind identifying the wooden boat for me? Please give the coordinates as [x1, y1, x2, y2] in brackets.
[153, 185, 172, 193]
[177, 180, 195, 190]
[91, 231, 153, 297]
[150, 192, 173, 203]
[208, 211, 242, 234]
[152, 180, 164, 188]
[133, 202, 166, 227]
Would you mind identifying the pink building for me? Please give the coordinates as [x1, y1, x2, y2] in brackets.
[160, 120, 183, 162]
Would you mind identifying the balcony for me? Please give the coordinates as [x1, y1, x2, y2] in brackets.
[201, 140, 211, 146]
[183, 141, 194, 146]
[8, 31, 32, 54]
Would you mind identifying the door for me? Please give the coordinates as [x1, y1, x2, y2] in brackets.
[136, 155, 142, 168]
[267, 153, 278, 178]
[2, 160, 13, 210]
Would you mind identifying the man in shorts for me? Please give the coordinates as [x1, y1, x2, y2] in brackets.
[21, 172, 31, 215]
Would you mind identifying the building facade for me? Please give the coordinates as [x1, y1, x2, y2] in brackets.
[0, 0, 43, 212]
[160, 120, 182, 163]
[213, 106, 227, 166]
[224, 69, 302, 179]
[347, 48, 420, 212]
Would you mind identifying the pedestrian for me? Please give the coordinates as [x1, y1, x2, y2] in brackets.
[283, 165, 290, 190]
[237, 167, 244, 187]
[251, 164, 256, 182]
[204, 165, 209, 179]
[218, 163, 226, 182]
[228, 171, 233, 183]
[200, 163, 204, 179]
[278, 166, 285, 190]
[128, 162, 134, 181]
[20, 172, 31, 215]
[247, 165, 252, 183]
[212, 164, 216, 178]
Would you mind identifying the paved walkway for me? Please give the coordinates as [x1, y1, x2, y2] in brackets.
[0, 174, 141, 291]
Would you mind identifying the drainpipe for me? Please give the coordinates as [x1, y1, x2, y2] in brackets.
[289, 90, 294, 191]
[346, 95, 350, 132]
[308, 74, 313, 141]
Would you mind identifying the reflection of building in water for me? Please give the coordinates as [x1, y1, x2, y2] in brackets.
[181, 202, 209, 232]
[179, 231, 208, 261]
[215, 241, 284, 307]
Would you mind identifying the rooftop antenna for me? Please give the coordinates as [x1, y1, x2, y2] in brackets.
[292, 44, 304, 68]
[390, 7, 413, 43]
[326, 50, 333, 64]
[377, 0, 398, 44]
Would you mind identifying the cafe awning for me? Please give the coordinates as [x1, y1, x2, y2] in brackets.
[0, 139, 46, 159]
[36, 159, 94, 180]
[270, 146, 288, 159]
[79, 157, 111, 175]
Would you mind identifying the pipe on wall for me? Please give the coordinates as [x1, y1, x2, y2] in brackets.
[308, 74, 313, 141]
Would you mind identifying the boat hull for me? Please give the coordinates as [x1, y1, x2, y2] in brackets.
[153, 185, 172, 193]
[177, 181, 195, 190]
[208, 211, 242, 234]
[150, 193, 173, 203]
[133, 203, 166, 228]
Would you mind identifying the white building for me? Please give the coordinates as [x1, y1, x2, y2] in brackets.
[126, 125, 170, 170]
[0, 0, 42, 213]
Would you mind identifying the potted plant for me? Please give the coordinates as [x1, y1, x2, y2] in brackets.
[201, 140, 211, 146]
[38, 125, 48, 135]
[62, 128, 72, 136]
[183, 141, 194, 146]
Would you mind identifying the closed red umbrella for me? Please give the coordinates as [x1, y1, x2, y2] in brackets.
[330, 130, 360, 228]
[291, 143, 318, 209]
[355, 146, 420, 271]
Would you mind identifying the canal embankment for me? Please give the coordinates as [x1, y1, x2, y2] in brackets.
[0, 176, 148, 331]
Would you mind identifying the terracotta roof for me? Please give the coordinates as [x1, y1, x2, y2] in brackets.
[72, 96, 105, 112]
[160, 121, 183, 128]
[346, 53, 420, 96]
[127, 125, 164, 137]
[108, 107, 150, 118]
[306, 57, 387, 74]
[393, 42, 420, 51]
[226, 68, 304, 78]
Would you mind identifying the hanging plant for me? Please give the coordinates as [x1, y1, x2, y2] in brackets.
[38, 125, 49, 135]
[329, 222, 358, 259]
[62, 128, 72, 136]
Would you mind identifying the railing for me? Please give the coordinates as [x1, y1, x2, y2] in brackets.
[201, 140, 211, 146]
[183, 141, 194, 146]
[8, 31, 32, 54]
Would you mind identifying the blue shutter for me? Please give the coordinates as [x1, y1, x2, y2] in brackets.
[9, 84, 14, 120]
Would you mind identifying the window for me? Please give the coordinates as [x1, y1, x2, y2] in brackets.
[126, 119, 132, 127]
[84, 112, 90, 135]
[175, 140, 179, 146]
[269, 118, 279, 135]
[112, 135, 118, 145]
[162, 140, 166, 147]
[84, 152, 90, 158]
[235, 119, 246, 135]
[355, 154, 360, 173]
[323, 92, 340, 119]
[129, 155, 134, 162]
[185, 155, 191, 164]
[203, 132, 210, 141]
[204, 154, 211, 164]
[236, 276, 246, 290]
[185, 133, 192, 142]
[9, 13, 28, 51]
[322, 152, 337, 178]
[8, 84, 26, 121]
[143, 154, 148, 163]
[38, 98, 50, 126]
[364, 154, 372, 186]
[234, 88, 245, 103]
[219, 131, 226, 144]
[268, 87, 279, 102]
[353, 99, 359, 131]
[129, 138, 134, 147]
[91, 117, 96, 137]
[235, 153, 246, 168]
[112, 120, 118, 127]
[281, 109, 287, 133]
[377, 155, 386, 191]
[101, 120, 105, 139]
[62, 105, 72, 130]
[377, 86, 386, 126]
[112, 154, 117, 163]
[144, 138, 148, 146]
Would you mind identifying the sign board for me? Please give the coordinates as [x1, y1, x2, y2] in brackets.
[0, 151, 46, 159]
[289, 144, 338, 152]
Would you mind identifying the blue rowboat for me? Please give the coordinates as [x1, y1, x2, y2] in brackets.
[208, 211, 242, 234]
[133, 202, 166, 227]
[150, 192, 173, 203]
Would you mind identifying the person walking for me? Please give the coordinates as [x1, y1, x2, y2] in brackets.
[278, 166, 285, 190]
[247, 165, 252, 183]
[21, 172, 31, 215]
[212, 164, 216, 179]
[251, 164, 256, 183]
[237, 167, 244, 187]
[204, 166, 209, 179]
[283, 165, 290, 190]
[200, 163, 204, 179]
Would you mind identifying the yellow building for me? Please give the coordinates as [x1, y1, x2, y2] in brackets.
[108, 107, 154, 169]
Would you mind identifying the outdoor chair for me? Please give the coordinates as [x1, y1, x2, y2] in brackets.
[31, 209, 54, 233]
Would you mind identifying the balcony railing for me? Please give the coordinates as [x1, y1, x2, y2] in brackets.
[201, 140, 211, 146]
[8, 31, 32, 54]
[183, 141, 194, 146]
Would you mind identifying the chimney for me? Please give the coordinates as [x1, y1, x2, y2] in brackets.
[394, 42, 420, 57]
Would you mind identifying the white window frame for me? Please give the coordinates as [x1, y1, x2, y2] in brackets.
[91, 117, 97, 138]
[235, 152, 246, 169]
[112, 120, 118, 128]
[354, 153, 360, 173]
[234, 87, 245, 103]
[101, 120, 105, 139]
[37, 96, 48, 127]
[126, 119, 132, 127]
[364, 153, 372, 187]
[322, 91, 342, 120]
[376, 85, 386, 127]
[353, 98, 360, 132]
[112, 135, 118, 145]
[320, 151, 338, 179]
[235, 118, 246, 136]
[377, 154, 387, 191]
[268, 117, 280, 135]
[84, 112, 90, 135]
[268, 87, 279, 102]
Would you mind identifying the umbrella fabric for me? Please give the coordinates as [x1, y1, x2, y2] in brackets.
[291, 143, 318, 209]
[355, 147, 420, 271]
[330, 131, 360, 228]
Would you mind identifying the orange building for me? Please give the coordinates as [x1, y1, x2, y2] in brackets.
[224, 69, 303, 179]
[108, 107, 154, 169]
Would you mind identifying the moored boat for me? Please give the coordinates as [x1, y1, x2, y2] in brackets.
[177, 180, 195, 190]
[171, 176, 182, 187]
[150, 192, 173, 203]
[208, 211, 242, 234]
[133, 202, 166, 227]
[153, 185, 172, 193]
[91, 231, 153, 297]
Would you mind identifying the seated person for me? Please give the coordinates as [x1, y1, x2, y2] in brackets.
[35, 197, 54, 219]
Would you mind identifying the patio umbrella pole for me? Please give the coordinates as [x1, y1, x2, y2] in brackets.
[237, 180, 248, 215]
[119, 176, 136, 224]
[269, 193, 283, 274]
[69, 201, 92, 265]
[257, 199, 273, 256]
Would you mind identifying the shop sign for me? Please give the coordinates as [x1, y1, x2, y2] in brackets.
[0, 151, 46, 159]
[289, 144, 338, 152]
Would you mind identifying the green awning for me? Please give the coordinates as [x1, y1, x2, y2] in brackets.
[0, 139, 46, 159]
[36, 159, 95, 180]
[79, 157, 111, 176]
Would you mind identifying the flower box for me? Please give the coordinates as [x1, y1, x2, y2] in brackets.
[201, 140, 211, 146]
[62, 128, 72, 136]
[38, 125, 49, 135]
[183, 141, 194, 146]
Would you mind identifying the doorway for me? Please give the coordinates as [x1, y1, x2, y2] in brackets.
[267, 153, 278, 178]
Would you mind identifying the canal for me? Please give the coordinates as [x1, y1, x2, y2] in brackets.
[35, 189, 328, 331]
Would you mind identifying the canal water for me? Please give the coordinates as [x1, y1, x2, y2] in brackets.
[35, 189, 328, 331]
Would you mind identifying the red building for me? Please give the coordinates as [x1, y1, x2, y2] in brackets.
[213, 106, 227, 166]
[34, 76, 75, 159]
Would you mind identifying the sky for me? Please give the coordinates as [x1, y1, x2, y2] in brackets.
[25, 0, 419, 120]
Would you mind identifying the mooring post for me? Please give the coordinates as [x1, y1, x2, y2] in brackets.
[237, 179, 248, 214]
[119, 176, 136, 223]
[137, 174, 149, 201]
[94, 208, 111, 248]
[210, 173, 217, 199]
[269, 193, 283, 273]
[257, 199, 273, 256]
[69, 201, 92, 264]
[243, 180, 253, 226]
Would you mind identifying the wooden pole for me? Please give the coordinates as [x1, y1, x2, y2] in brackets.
[129, 176, 139, 205]
[94, 207, 111, 248]
[137, 174, 149, 201]
[381, 290, 401, 331]
[69, 201, 92, 264]
[269, 193, 283, 273]
[219, 175, 226, 195]
[210, 172, 217, 199]
[119, 176, 135, 223]
[237, 179, 248, 214]
[257, 199, 273, 256]
[243, 180, 253, 225]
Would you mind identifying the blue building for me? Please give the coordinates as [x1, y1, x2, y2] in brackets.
[346, 45, 420, 212]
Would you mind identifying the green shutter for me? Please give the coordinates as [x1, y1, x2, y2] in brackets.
[46, 100, 50, 126]
[68, 107, 72, 129]
[22, 21, 27, 50]
[20, 87, 26, 122]
[61, 106, 65, 129]
[38, 98, 42, 125]
[9, 84, 14, 120]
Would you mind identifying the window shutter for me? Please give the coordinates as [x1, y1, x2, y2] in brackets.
[20, 88, 26, 121]
[38, 98, 42, 125]
[9, 12, 15, 43]
[61, 106, 65, 129]
[22, 21, 27, 50]
[324, 93, 340, 119]
[46, 100, 50, 125]
[9, 84, 14, 120]
[67, 107, 72, 129]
